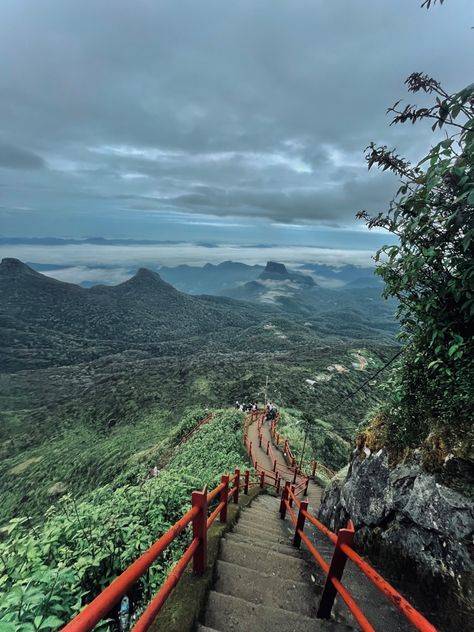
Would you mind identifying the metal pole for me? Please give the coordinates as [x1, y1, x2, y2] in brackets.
[298, 430, 308, 475]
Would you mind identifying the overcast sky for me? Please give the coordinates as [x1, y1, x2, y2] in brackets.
[0, 0, 472, 271]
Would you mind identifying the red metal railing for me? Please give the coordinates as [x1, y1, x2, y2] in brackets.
[269, 415, 335, 482]
[65, 407, 438, 632]
[244, 431, 282, 493]
[63, 469, 245, 632]
[280, 483, 437, 632]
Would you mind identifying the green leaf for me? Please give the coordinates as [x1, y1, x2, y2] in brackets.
[39, 616, 64, 630]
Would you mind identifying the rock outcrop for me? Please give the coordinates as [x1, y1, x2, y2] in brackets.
[318, 450, 474, 630]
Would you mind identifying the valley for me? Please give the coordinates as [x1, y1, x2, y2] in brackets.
[0, 257, 398, 525]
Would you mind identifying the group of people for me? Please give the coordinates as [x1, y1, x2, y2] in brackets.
[265, 402, 278, 422]
[235, 400, 258, 413]
[234, 399, 278, 422]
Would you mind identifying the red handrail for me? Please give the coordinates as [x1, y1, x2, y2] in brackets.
[283, 494, 438, 632]
[62, 505, 199, 631]
[63, 470, 242, 632]
[133, 538, 200, 632]
[248, 410, 437, 631]
[270, 414, 335, 481]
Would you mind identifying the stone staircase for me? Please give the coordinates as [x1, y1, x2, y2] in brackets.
[197, 495, 354, 632]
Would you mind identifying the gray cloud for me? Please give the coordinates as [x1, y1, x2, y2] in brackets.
[0, 0, 472, 237]
[0, 143, 45, 170]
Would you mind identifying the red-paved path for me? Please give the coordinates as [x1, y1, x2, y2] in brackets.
[246, 414, 323, 511]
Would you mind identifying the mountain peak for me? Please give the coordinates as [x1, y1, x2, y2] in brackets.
[0, 258, 39, 277]
[263, 261, 288, 276]
[258, 260, 316, 287]
[116, 267, 179, 294]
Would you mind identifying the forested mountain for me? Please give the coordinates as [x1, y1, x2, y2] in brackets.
[222, 261, 397, 337]
[0, 258, 396, 372]
[0, 256, 399, 525]
[158, 260, 265, 294]
[156, 259, 382, 293]
[0, 258, 271, 371]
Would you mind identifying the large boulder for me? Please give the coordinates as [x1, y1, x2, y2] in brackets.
[318, 450, 474, 630]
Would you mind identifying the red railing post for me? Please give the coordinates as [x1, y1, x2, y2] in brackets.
[244, 469, 250, 495]
[280, 481, 290, 518]
[260, 470, 265, 488]
[276, 473, 281, 494]
[266, 440, 270, 455]
[233, 468, 240, 504]
[276, 431, 280, 445]
[293, 499, 308, 548]
[317, 520, 355, 619]
[289, 484, 296, 507]
[292, 466, 298, 484]
[304, 476, 310, 496]
[220, 474, 229, 523]
[259, 433, 262, 448]
[192, 486, 208, 575]
[312, 461, 317, 477]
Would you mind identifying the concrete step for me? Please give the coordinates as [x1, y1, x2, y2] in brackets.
[196, 626, 220, 632]
[224, 532, 300, 557]
[240, 506, 284, 520]
[204, 590, 353, 632]
[214, 559, 317, 617]
[242, 514, 285, 529]
[236, 515, 287, 536]
[251, 496, 280, 509]
[240, 507, 283, 522]
[219, 539, 310, 583]
[232, 523, 293, 545]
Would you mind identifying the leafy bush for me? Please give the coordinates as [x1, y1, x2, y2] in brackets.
[358, 75, 474, 460]
[0, 410, 246, 630]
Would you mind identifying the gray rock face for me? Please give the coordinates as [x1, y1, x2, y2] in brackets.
[318, 451, 474, 630]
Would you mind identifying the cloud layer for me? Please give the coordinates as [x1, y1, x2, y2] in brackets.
[0, 0, 472, 239]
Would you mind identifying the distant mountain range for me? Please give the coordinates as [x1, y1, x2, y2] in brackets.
[0, 258, 396, 372]
[222, 261, 395, 335]
[0, 258, 274, 371]
[156, 260, 382, 293]
[22, 259, 383, 293]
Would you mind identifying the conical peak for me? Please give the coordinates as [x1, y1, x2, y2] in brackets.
[0, 258, 38, 276]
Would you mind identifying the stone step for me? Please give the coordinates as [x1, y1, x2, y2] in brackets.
[232, 524, 293, 545]
[219, 539, 310, 583]
[243, 506, 281, 521]
[236, 516, 287, 536]
[214, 559, 317, 617]
[240, 509, 284, 529]
[196, 626, 221, 632]
[251, 496, 280, 508]
[224, 532, 300, 557]
[204, 590, 353, 632]
[232, 523, 293, 545]
[241, 507, 283, 522]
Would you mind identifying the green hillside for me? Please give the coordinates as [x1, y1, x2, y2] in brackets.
[0, 409, 248, 631]
[0, 341, 396, 524]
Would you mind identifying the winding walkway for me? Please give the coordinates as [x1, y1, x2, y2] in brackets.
[246, 414, 323, 510]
